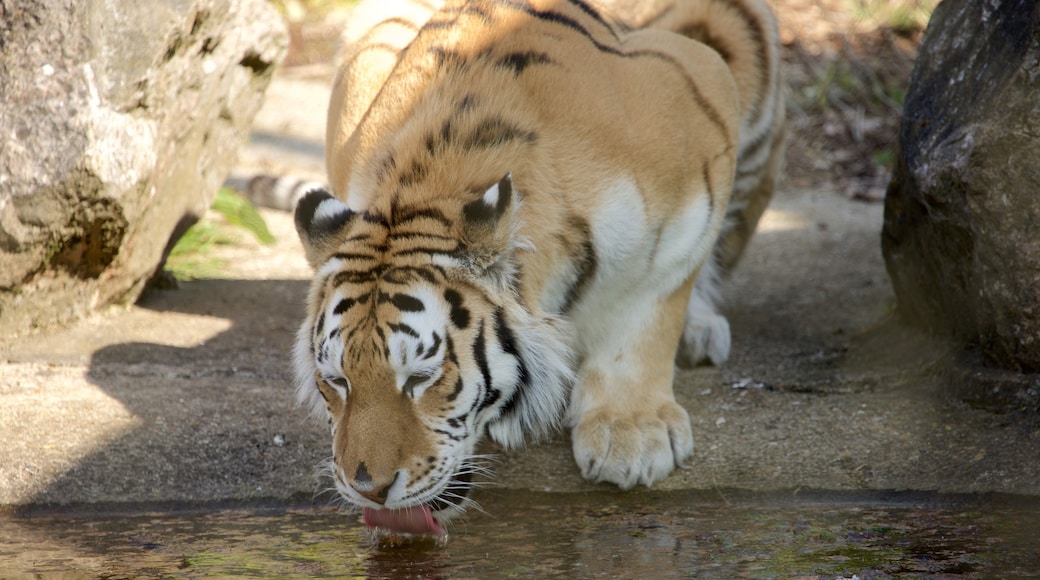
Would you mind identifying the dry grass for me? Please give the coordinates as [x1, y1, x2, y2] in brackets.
[775, 0, 936, 200]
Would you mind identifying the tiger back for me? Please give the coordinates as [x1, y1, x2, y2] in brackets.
[293, 0, 782, 534]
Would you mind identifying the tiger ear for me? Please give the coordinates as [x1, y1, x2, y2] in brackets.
[460, 172, 515, 262]
[294, 188, 356, 268]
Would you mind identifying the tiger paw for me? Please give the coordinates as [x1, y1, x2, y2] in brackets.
[677, 294, 731, 367]
[571, 400, 694, 490]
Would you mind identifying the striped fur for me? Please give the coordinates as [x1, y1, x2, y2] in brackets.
[293, 0, 783, 525]
[245, 175, 323, 212]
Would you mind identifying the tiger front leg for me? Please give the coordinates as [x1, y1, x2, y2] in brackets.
[568, 277, 697, 490]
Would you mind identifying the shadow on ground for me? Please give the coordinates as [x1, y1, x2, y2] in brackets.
[25, 278, 332, 507]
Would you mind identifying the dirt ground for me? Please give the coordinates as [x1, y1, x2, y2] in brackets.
[3, 0, 1040, 509]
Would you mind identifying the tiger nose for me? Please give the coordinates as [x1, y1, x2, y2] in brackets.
[350, 462, 398, 505]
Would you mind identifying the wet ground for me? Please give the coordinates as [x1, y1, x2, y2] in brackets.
[4, 490, 1039, 579]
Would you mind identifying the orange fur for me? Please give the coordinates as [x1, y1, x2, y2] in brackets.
[293, 0, 784, 520]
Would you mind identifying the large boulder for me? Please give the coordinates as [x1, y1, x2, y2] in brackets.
[882, 0, 1040, 371]
[0, 0, 287, 337]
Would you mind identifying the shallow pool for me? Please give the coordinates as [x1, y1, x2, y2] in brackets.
[2, 489, 1038, 578]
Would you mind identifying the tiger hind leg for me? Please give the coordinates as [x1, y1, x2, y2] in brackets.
[677, 258, 731, 367]
[677, 127, 784, 368]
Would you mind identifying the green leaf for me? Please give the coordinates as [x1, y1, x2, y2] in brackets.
[210, 187, 276, 245]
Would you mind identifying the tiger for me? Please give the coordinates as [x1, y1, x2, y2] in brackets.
[291, 0, 784, 535]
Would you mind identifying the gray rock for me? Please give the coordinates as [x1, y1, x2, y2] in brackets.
[882, 0, 1040, 371]
[0, 0, 287, 336]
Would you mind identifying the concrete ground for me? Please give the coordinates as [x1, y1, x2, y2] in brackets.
[2, 65, 1039, 510]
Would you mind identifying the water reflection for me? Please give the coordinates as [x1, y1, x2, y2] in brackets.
[1, 490, 1038, 578]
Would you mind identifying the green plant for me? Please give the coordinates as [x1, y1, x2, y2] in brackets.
[164, 188, 275, 281]
[210, 187, 276, 245]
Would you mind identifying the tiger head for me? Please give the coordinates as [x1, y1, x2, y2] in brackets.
[292, 175, 573, 533]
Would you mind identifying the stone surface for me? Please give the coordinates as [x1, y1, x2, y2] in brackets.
[0, 0, 287, 337]
[882, 0, 1040, 371]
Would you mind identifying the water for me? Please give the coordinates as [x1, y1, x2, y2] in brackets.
[2, 490, 1038, 579]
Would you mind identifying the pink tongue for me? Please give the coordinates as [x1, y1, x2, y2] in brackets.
[363, 505, 445, 536]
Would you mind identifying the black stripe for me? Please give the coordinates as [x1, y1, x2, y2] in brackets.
[344, 323, 361, 345]
[494, 0, 614, 49]
[736, 124, 773, 170]
[424, 18, 456, 30]
[376, 155, 397, 185]
[358, 16, 422, 40]
[381, 266, 443, 285]
[333, 298, 355, 315]
[430, 45, 466, 68]
[719, 0, 772, 124]
[363, 212, 387, 226]
[473, 322, 495, 408]
[314, 309, 326, 339]
[674, 9, 771, 128]
[436, 2, 493, 25]
[445, 334, 459, 365]
[390, 231, 457, 243]
[493, 309, 530, 419]
[443, 336, 459, 405]
[440, 117, 454, 142]
[446, 376, 464, 403]
[630, 50, 731, 145]
[394, 206, 454, 228]
[391, 293, 425, 312]
[433, 428, 463, 442]
[464, 117, 538, 150]
[564, 0, 614, 36]
[424, 332, 442, 360]
[388, 322, 420, 338]
[496, 51, 556, 75]
[457, 94, 478, 112]
[462, 3, 494, 23]
[390, 245, 460, 259]
[701, 160, 717, 229]
[493, 308, 519, 357]
[493, 0, 732, 145]
[330, 252, 377, 262]
[444, 288, 470, 329]
[398, 159, 428, 187]
[310, 280, 332, 355]
[345, 232, 373, 243]
[332, 265, 387, 285]
[560, 218, 597, 313]
[678, 22, 734, 62]
[481, 384, 502, 412]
